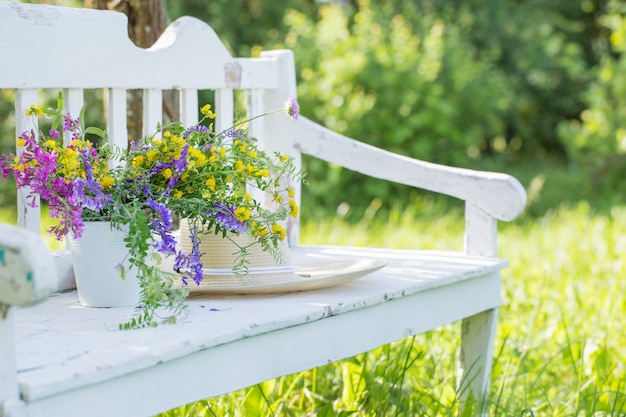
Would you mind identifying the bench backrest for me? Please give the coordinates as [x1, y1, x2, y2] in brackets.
[0, 2, 302, 245]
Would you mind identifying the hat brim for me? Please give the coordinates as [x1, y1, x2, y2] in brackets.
[163, 257, 387, 294]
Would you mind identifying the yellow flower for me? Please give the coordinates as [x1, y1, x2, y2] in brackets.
[235, 160, 244, 171]
[271, 224, 286, 240]
[25, 104, 43, 116]
[16, 138, 26, 147]
[234, 207, 251, 222]
[219, 147, 226, 158]
[287, 187, 295, 198]
[205, 176, 216, 191]
[98, 176, 115, 189]
[131, 155, 145, 168]
[259, 169, 269, 177]
[147, 150, 158, 162]
[253, 225, 269, 237]
[246, 163, 257, 174]
[200, 104, 216, 119]
[248, 150, 256, 158]
[274, 194, 283, 203]
[280, 154, 288, 163]
[172, 190, 184, 198]
[289, 200, 299, 217]
[44, 140, 57, 149]
[189, 148, 207, 166]
[161, 168, 173, 179]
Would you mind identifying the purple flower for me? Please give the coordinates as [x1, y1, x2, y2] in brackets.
[285, 97, 299, 120]
[63, 114, 80, 132]
[145, 198, 176, 256]
[49, 129, 60, 139]
[212, 202, 248, 234]
[73, 178, 113, 212]
[223, 128, 245, 139]
[174, 224, 204, 286]
[183, 124, 210, 139]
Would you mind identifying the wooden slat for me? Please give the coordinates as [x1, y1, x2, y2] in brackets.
[61, 88, 84, 145]
[179, 89, 198, 127]
[142, 89, 162, 138]
[214, 88, 234, 136]
[107, 88, 128, 155]
[15, 89, 41, 235]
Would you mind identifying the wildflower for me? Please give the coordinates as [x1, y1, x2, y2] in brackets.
[289, 200, 299, 217]
[212, 202, 248, 234]
[174, 224, 205, 286]
[271, 223, 286, 240]
[49, 129, 61, 139]
[223, 128, 244, 139]
[234, 206, 251, 222]
[145, 198, 176, 256]
[25, 104, 43, 116]
[183, 124, 210, 140]
[284, 97, 299, 120]
[200, 104, 216, 119]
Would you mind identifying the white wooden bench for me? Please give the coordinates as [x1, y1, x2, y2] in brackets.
[0, 2, 527, 416]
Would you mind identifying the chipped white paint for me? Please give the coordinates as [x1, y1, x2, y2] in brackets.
[0, 3, 526, 417]
[0, 225, 56, 307]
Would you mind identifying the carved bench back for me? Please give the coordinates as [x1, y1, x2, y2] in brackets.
[0, 2, 300, 245]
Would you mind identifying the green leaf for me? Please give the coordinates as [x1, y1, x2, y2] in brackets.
[85, 126, 107, 138]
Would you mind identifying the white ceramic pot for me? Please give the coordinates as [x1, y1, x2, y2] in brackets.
[69, 221, 141, 307]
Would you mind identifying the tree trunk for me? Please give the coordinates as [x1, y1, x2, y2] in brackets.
[84, 0, 174, 142]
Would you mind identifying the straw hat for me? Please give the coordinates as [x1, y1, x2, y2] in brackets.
[168, 219, 387, 294]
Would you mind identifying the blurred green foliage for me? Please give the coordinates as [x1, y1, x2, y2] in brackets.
[168, 0, 611, 219]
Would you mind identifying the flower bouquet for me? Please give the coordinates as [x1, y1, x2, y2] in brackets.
[0, 97, 301, 328]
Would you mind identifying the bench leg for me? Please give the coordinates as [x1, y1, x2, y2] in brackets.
[458, 308, 498, 417]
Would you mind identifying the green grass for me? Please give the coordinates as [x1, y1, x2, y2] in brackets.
[153, 199, 626, 416]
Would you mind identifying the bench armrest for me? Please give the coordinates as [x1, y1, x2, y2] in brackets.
[295, 116, 527, 222]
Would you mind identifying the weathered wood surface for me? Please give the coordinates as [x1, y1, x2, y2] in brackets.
[0, 225, 56, 307]
[9, 246, 505, 416]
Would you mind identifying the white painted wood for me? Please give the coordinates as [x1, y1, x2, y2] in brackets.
[107, 88, 128, 153]
[257, 50, 301, 246]
[142, 89, 163, 138]
[459, 308, 499, 417]
[0, 3, 528, 416]
[0, 225, 56, 416]
[465, 203, 498, 257]
[0, 224, 57, 307]
[14, 89, 41, 236]
[214, 88, 234, 135]
[61, 88, 84, 145]
[294, 116, 527, 222]
[0, 307, 20, 416]
[179, 89, 198, 127]
[7, 246, 504, 416]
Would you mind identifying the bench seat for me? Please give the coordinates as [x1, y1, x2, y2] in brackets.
[11, 246, 505, 416]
